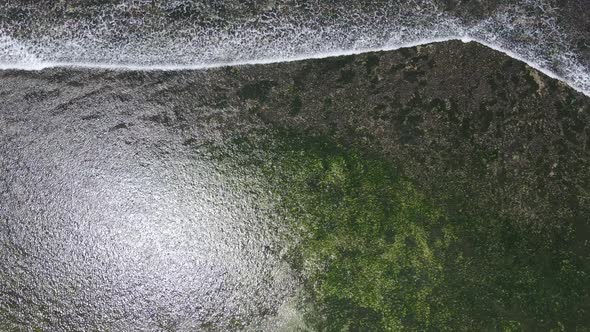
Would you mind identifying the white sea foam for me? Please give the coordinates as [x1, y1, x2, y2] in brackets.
[0, 1, 588, 96]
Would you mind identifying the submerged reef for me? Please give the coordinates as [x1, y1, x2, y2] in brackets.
[205, 40, 590, 330]
[210, 129, 589, 331]
[1, 40, 589, 330]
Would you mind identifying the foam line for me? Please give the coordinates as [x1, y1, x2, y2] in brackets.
[0, 37, 459, 71]
[1, 1, 589, 97]
[0, 37, 587, 97]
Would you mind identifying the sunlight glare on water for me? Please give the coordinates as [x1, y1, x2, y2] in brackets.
[0, 76, 297, 330]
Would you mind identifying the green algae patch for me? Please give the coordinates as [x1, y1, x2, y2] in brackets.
[208, 129, 590, 331]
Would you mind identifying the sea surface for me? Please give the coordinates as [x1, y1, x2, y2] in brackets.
[1, 2, 590, 331]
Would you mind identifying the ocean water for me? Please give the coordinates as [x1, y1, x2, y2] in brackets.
[0, 69, 303, 331]
[1, 2, 590, 331]
[0, 0, 589, 96]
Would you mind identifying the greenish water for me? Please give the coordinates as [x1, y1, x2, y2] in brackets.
[210, 129, 590, 331]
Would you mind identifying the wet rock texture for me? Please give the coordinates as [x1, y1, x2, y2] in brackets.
[1, 40, 590, 330]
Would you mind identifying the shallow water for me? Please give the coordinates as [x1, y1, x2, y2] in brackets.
[0, 70, 299, 331]
[1, 37, 590, 330]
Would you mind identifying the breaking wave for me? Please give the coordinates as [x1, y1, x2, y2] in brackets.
[0, 0, 588, 96]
